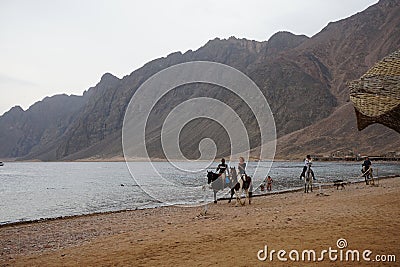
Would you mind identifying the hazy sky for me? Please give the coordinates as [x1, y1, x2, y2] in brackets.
[0, 0, 378, 115]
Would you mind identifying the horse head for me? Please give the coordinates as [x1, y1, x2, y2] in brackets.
[207, 171, 213, 184]
[230, 167, 237, 181]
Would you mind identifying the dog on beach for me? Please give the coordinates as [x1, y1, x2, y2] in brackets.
[333, 180, 346, 190]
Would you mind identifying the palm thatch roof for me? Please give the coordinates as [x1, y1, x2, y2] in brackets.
[348, 49, 400, 133]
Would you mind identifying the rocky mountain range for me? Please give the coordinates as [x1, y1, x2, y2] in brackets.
[0, 0, 399, 161]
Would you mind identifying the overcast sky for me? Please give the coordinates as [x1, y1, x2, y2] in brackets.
[0, 0, 378, 115]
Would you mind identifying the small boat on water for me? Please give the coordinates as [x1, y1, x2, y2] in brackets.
[0, 162, 3, 167]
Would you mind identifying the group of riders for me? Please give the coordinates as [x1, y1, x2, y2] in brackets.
[213, 155, 315, 194]
[212, 154, 374, 194]
[299, 154, 374, 186]
[215, 157, 250, 188]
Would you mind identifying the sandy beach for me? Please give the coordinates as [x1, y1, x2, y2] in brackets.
[1, 177, 399, 266]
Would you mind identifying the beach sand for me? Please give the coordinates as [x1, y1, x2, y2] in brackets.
[1, 177, 399, 266]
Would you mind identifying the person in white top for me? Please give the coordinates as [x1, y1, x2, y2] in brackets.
[300, 155, 315, 180]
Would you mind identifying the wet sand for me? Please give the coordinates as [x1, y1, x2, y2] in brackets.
[1, 177, 399, 266]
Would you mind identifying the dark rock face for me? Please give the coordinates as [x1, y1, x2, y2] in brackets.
[0, 94, 88, 158]
[0, 0, 399, 160]
[264, 31, 309, 56]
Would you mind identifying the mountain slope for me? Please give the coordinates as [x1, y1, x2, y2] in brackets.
[288, 0, 400, 103]
[0, 0, 399, 161]
[0, 94, 89, 158]
[275, 103, 400, 159]
[10, 33, 317, 160]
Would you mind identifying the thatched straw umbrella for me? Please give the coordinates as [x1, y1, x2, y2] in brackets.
[348, 50, 400, 133]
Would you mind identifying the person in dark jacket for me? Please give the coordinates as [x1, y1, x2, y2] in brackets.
[216, 158, 230, 186]
[362, 156, 372, 184]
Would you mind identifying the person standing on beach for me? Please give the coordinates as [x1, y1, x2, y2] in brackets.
[362, 156, 372, 184]
[300, 155, 315, 180]
[216, 158, 230, 186]
[266, 175, 273, 191]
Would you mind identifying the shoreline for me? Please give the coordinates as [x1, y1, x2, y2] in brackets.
[1, 176, 399, 266]
[2, 175, 398, 229]
[2, 159, 400, 163]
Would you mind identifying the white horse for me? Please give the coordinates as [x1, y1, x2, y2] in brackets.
[362, 166, 374, 185]
[229, 167, 238, 185]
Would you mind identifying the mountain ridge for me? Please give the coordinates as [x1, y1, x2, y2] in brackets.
[1, 0, 399, 161]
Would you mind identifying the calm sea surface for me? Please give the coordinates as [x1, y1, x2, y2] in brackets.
[0, 161, 399, 225]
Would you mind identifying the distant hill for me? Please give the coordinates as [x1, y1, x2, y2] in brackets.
[0, 0, 399, 161]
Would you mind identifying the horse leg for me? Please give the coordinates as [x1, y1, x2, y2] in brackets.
[248, 188, 251, 205]
[235, 189, 241, 206]
[365, 170, 369, 185]
[239, 188, 245, 206]
[370, 169, 374, 185]
[213, 190, 217, 203]
[235, 181, 242, 206]
[245, 189, 250, 205]
[228, 188, 235, 203]
[241, 189, 247, 206]
[371, 177, 374, 185]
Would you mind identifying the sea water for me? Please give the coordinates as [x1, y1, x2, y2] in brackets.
[0, 161, 399, 225]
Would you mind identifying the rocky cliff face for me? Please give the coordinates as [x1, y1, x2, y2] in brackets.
[0, 0, 399, 160]
[0, 94, 88, 158]
[275, 103, 400, 159]
[289, 0, 400, 103]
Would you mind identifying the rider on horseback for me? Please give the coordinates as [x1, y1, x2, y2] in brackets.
[238, 156, 253, 197]
[238, 157, 246, 178]
[300, 155, 315, 180]
[362, 156, 372, 185]
[216, 158, 230, 186]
